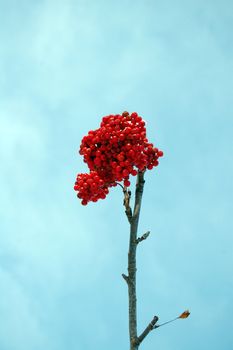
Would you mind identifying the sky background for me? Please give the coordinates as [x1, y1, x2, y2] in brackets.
[0, 0, 233, 349]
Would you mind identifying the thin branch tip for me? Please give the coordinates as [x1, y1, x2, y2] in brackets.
[137, 315, 159, 345]
[116, 182, 124, 190]
[123, 187, 132, 223]
[136, 231, 150, 244]
[156, 310, 190, 329]
[122, 273, 129, 284]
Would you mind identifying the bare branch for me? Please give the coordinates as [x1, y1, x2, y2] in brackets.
[127, 172, 145, 349]
[137, 315, 159, 345]
[136, 231, 150, 244]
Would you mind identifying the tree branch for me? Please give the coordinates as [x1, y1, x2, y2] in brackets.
[127, 171, 145, 350]
[136, 231, 150, 244]
[137, 316, 159, 345]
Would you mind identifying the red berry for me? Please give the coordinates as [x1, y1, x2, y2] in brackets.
[158, 150, 163, 157]
[128, 150, 135, 157]
[117, 154, 124, 162]
[123, 169, 129, 177]
[124, 179, 130, 187]
[147, 164, 153, 170]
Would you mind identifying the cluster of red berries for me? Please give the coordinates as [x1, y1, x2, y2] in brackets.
[73, 172, 111, 206]
[74, 111, 163, 205]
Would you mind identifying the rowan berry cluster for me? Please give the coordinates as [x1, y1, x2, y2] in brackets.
[74, 111, 163, 205]
[73, 172, 111, 206]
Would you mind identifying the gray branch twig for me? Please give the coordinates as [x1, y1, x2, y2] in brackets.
[123, 187, 132, 224]
[127, 171, 145, 350]
[122, 273, 129, 284]
[136, 231, 150, 244]
[136, 316, 159, 345]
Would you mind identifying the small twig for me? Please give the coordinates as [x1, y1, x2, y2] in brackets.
[155, 317, 178, 328]
[156, 310, 190, 328]
[116, 182, 124, 190]
[136, 231, 150, 244]
[123, 187, 132, 223]
[136, 316, 159, 345]
[122, 273, 129, 284]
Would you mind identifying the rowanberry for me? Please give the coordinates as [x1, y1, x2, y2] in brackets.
[75, 111, 163, 204]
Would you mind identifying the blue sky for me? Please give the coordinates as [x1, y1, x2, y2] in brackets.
[0, 0, 232, 349]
